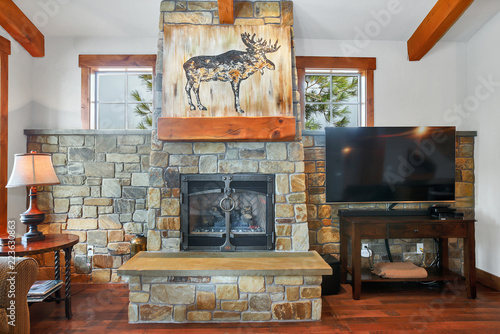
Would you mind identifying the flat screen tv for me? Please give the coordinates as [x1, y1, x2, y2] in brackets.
[325, 126, 456, 203]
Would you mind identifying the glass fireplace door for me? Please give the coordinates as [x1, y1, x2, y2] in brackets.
[180, 174, 275, 251]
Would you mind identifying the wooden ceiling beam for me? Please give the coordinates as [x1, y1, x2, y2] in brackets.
[0, 0, 44, 57]
[407, 0, 473, 61]
[218, 0, 234, 25]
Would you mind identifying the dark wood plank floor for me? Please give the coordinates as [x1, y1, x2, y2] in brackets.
[30, 281, 500, 334]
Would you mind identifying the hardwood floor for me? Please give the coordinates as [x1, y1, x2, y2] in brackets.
[30, 281, 500, 333]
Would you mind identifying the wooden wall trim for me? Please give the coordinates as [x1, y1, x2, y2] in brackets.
[296, 56, 376, 70]
[0, 47, 9, 234]
[0, 0, 44, 57]
[78, 55, 156, 129]
[297, 68, 305, 129]
[477, 268, 500, 292]
[407, 0, 473, 61]
[366, 70, 374, 126]
[217, 0, 234, 25]
[0, 36, 11, 55]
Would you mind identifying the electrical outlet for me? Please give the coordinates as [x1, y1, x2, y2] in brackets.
[361, 244, 370, 257]
[87, 245, 94, 257]
[417, 243, 424, 254]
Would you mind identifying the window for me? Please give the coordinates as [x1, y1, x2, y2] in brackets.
[79, 55, 156, 129]
[91, 68, 153, 129]
[296, 57, 376, 130]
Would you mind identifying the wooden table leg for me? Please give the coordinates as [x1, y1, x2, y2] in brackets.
[352, 225, 362, 300]
[340, 223, 348, 284]
[464, 224, 477, 298]
[54, 250, 61, 304]
[439, 237, 449, 270]
[63, 246, 73, 319]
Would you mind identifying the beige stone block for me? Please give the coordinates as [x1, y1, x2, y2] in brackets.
[275, 174, 289, 195]
[163, 143, 192, 154]
[147, 230, 161, 251]
[234, 2, 253, 17]
[216, 284, 239, 300]
[93, 254, 113, 268]
[164, 12, 212, 25]
[259, 161, 295, 174]
[213, 311, 241, 321]
[242, 312, 271, 321]
[98, 215, 122, 229]
[148, 188, 161, 208]
[272, 301, 311, 320]
[287, 192, 306, 203]
[187, 311, 212, 321]
[317, 227, 340, 244]
[275, 276, 303, 286]
[108, 230, 124, 242]
[196, 291, 216, 310]
[92, 269, 111, 283]
[219, 160, 258, 173]
[288, 142, 304, 161]
[275, 238, 291, 251]
[157, 217, 180, 230]
[54, 198, 69, 213]
[286, 286, 300, 301]
[221, 300, 248, 312]
[300, 286, 321, 299]
[264, 17, 281, 24]
[140, 304, 173, 322]
[107, 242, 130, 255]
[266, 285, 284, 293]
[199, 155, 218, 174]
[294, 204, 308, 222]
[173, 305, 187, 322]
[84, 198, 112, 206]
[312, 299, 322, 320]
[193, 142, 226, 154]
[212, 276, 238, 283]
[63, 230, 86, 242]
[73, 243, 87, 254]
[151, 284, 195, 304]
[188, 2, 217, 10]
[456, 182, 474, 197]
[276, 224, 291, 237]
[255, 2, 280, 17]
[290, 174, 306, 193]
[305, 276, 322, 285]
[161, 198, 180, 216]
[266, 143, 287, 160]
[275, 204, 294, 218]
[239, 276, 265, 293]
[67, 219, 98, 230]
[128, 303, 138, 322]
[282, 1, 293, 25]
[292, 223, 309, 251]
[129, 292, 150, 303]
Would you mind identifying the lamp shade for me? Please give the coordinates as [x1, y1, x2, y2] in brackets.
[6, 152, 60, 188]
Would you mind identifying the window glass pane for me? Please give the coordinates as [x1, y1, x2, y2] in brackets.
[99, 104, 125, 129]
[305, 104, 329, 130]
[332, 104, 358, 127]
[305, 75, 330, 103]
[98, 74, 125, 103]
[332, 76, 359, 103]
[128, 103, 152, 129]
[128, 74, 153, 103]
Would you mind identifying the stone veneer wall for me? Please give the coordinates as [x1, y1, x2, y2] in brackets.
[303, 130, 476, 274]
[148, 0, 307, 252]
[127, 274, 322, 322]
[23, 130, 151, 283]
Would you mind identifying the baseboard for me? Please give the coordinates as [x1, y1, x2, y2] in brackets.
[477, 268, 500, 291]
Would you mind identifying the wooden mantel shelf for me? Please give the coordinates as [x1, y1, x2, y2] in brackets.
[157, 116, 296, 142]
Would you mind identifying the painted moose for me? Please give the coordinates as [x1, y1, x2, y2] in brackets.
[183, 33, 281, 114]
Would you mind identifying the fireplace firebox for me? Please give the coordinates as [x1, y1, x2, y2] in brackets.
[180, 174, 275, 251]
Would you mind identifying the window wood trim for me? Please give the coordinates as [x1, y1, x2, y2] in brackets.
[78, 55, 157, 129]
[0, 36, 11, 234]
[296, 56, 376, 128]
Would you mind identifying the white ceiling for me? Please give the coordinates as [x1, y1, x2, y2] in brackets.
[12, 0, 500, 42]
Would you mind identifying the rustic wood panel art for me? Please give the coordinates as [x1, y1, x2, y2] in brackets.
[163, 25, 292, 117]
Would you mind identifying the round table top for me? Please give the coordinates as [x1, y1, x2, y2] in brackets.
[0, 234, 79, 256]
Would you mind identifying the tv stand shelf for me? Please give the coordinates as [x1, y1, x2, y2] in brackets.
[340, 215, 476, 300]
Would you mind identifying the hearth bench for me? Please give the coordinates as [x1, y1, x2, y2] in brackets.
[117, 251, 332, 323]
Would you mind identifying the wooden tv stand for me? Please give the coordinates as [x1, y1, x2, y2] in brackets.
[339, 214, 476, 300]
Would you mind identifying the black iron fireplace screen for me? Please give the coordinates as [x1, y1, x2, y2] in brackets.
[180, 174, 275, 251]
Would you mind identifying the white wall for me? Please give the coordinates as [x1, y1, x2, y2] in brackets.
[31, 36, 158, 129]
[466, 12, 500, 278]
[295, 39, 469, 129]
[0, 28, 34, 235]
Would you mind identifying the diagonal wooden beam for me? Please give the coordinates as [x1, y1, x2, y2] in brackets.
[0, 0, 44, 57]
[218, 0, 234, 24]
[408, 0, 473, 61]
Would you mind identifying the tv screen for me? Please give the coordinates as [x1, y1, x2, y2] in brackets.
[325, 126, 456, 203]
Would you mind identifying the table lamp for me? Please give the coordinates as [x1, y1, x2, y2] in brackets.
[5, 151, 60, 242]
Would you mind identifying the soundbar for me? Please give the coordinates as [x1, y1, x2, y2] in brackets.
[338, 209, 430, 217]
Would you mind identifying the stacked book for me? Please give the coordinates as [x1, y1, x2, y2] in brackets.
[27, 280, 63, 302]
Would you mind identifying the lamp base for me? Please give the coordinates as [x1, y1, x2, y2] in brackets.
[21, 232, 45, 243]
[20, 211, 46, 243]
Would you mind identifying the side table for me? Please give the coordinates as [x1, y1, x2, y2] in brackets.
[0, 234, 79, 319]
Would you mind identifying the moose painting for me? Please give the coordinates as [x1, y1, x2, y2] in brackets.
[163, 25, 292, 117]
[183, 33, 280, 114]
